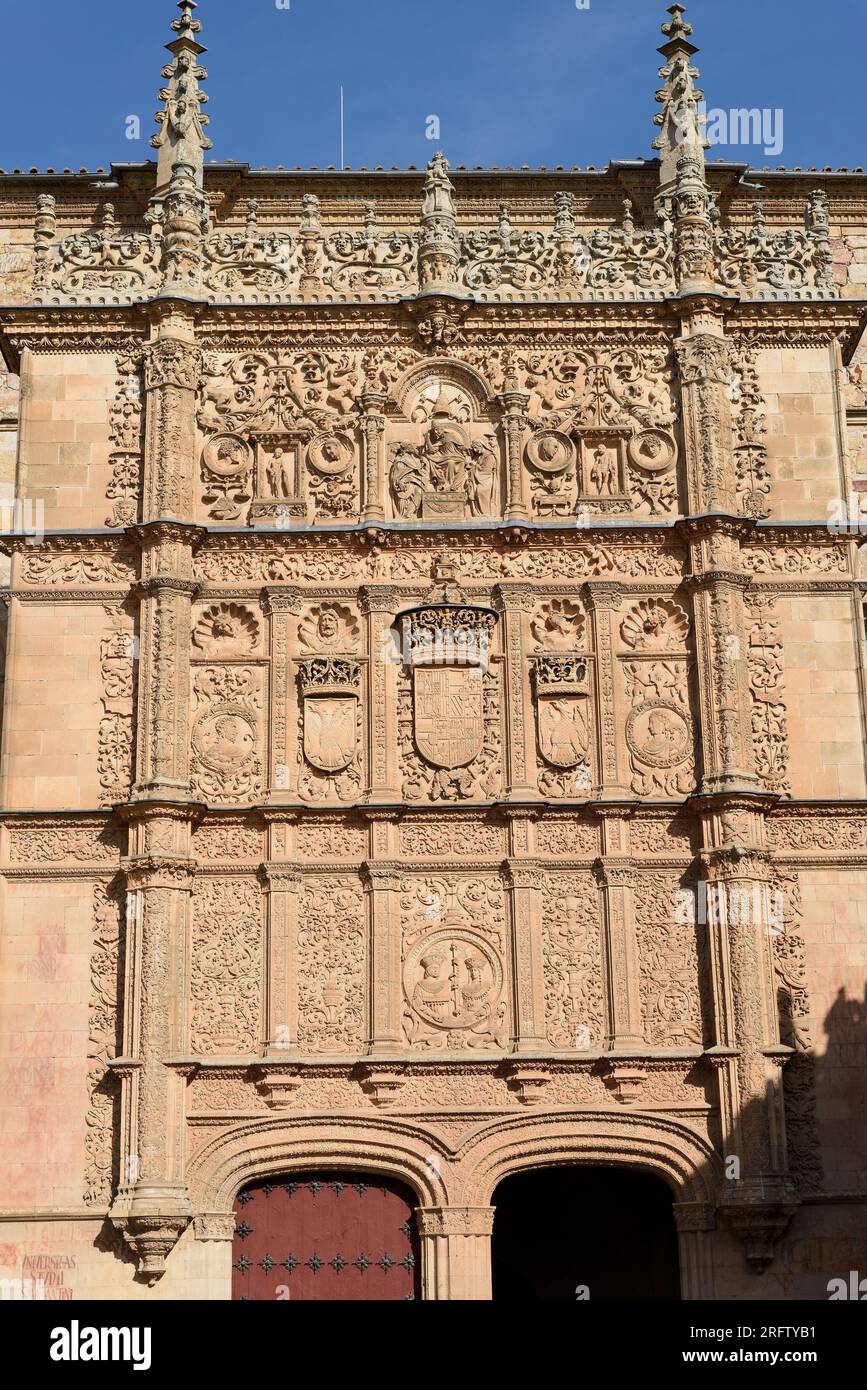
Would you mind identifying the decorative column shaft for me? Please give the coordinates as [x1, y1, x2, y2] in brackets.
[361, 392, 387, 522]
[142, 331, 202, 521]
[499, 391, 530, 522]
[131, 525, 201, 800]
[675, 324, 736, 517]
[700, 817, 798, 1268]
[682, 519, 758, 794]
[417, 1207, 495, 1300]
[113, 845, 196, 1282]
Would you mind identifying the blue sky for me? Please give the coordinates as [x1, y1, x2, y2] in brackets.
[1, 0, 865, 173]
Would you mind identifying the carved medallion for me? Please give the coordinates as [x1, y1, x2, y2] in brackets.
[627, 428, 678, 474]
[202, 433, 253, 479]
[193, 708, 257, 773]
[626, 700, 691, 769]
[403, 928, 506, 1048]
[413, 667, 484, 769]
[526, 429, 574, 474]
[307, 431, 354, 476]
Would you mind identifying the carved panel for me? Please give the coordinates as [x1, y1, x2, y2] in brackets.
[296, 876, 366, 1054]
[635, 872, 704, 1046]
[190, 879, 262, 1056]
[191, 665, 265, 803]
[400, 875, 508, 1050]
[98, 613, 136, 807]
[541, 873, 604, 1049]
[745, 593, 790, 794]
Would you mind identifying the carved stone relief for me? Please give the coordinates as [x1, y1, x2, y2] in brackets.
[620, 598, 694, 798]
[98, 611, 136, 807]
[190, 879, 262, 1055]
[296, 877, 366, 1054]
[190, 665, 265, 803]
[297, 657, 362, 802]
[745, 593, 790, 794]
[400, 876, 508, 1050]
[635, 872, 704, 1047]
[84, 881, 124, 1205]
[541, 874, 604, 1049]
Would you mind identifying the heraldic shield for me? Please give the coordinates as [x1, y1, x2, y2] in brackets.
[303, 695, 357, 773]
[537, 694, 590, 768]
[414, 666, 484, 769]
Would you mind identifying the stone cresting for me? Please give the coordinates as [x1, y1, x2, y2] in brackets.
[0, 1, 866, 1302]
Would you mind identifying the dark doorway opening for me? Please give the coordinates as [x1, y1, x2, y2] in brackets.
[232, 1171, 422, 1301]
[491, 1166, 680, 1301]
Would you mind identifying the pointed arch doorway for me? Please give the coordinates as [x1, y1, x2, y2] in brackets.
[491, 1166, 680, 1301]
[232, 1171, 422, 1301]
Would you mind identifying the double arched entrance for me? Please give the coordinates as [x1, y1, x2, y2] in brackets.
[230, 1166, 680, 1301]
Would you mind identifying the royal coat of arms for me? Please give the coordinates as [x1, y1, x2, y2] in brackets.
[413, 666, 484, 769]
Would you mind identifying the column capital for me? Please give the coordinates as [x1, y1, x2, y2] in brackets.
[416, 1206, 496, 1238]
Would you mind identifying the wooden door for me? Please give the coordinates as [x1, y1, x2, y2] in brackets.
[232, 1172, 422, 1301]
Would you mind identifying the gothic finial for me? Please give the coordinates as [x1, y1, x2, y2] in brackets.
[660, 4, 693, 44]
[151, 0, 213, 190]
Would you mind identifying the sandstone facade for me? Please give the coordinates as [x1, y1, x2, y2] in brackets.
[0, 3, 866, 1300]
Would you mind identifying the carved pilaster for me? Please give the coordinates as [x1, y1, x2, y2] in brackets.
[359, 586, 402, 802]
[417, 1207, 495, 1301]
[262, 586, 303, 802]
[261, 863, 302, 1055]
[583, 582, 628, 797]
[675, 328, 736, 515]
[493, 584, 535, 799]
[504, 860, 547, 1052]
[111, 849, 196, 1282]
[131, 525, 202, 800]
[362, 862, 403, 1054]
[682, 517, 759, 794]
[594, 855, 644, 1051]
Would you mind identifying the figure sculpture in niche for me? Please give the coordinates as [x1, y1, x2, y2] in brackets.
[266, 447, 294, 499]
[589, 444, 618, 496]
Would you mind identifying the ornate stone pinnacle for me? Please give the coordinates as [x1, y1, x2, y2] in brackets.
[152, 0, 212, 190]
